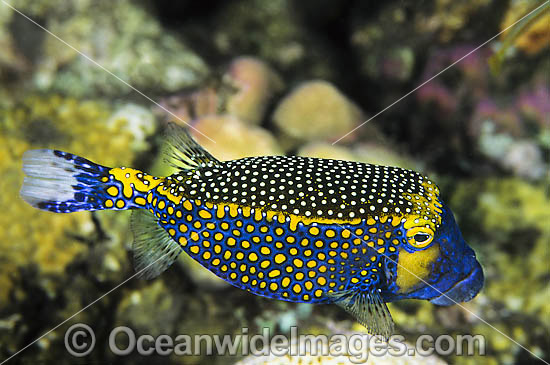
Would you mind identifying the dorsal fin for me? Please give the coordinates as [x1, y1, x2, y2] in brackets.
[164, 122, 221, 170]
[130, 209, 183, 279]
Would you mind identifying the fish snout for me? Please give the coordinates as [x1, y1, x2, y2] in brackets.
[430, 257, 484, 306]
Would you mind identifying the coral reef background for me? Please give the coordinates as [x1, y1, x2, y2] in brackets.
[0, 0, 548, 364]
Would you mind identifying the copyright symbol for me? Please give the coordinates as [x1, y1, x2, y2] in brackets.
[64, 323, 95, 357]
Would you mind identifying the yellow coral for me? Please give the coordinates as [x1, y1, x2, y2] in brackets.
[189, 115, 283, 161]
[501, 1, 550, 55]
[273, 80, 363, 143]
[225, 57, 283, 125]
[0, 95, 144, 306]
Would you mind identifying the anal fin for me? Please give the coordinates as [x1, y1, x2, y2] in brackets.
[326, 289, 395, 340]
[130, 209, 182, 279]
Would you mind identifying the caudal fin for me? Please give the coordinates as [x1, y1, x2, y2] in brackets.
[21, 149, 115, 213]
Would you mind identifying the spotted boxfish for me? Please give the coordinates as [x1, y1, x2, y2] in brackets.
[20, 123, 483, 339]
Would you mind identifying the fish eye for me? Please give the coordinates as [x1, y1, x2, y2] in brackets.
[406, 226, 434, 249]
[414, 233, 431, 244]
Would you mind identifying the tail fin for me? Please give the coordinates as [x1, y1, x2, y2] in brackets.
[21, 149, 133, 213]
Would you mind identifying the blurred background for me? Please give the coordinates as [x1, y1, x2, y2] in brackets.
[0, 0, 548, 364]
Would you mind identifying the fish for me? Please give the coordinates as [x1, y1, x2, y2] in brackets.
[20, 123, 484, 339]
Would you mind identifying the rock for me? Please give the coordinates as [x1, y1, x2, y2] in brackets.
[297, 143, 356, 161]
[412, 0, 493, 43]
[155, 57, 283, 128]
[471, 96, 547, 181]
[3, 2, 549, 364]
[501, 140, 546, 181]
[225, 57, 284, 125]
[0, 9, 30, 80]
[106, 104, 157, 153]
[211, 0, 333, 79]
[114, 280, 182, 335]
[157, 87, 220, 124]
[500, 1, 550, 55]
[450, 178, 550, 363]
[234, 330, 447, 365]
[0, 95, 147, 302]
[353, 143, 420, 171]
[0, 95, 156, 359]
[517, 83, 550, 132]
[22, 0, 208, 97]
[273, 80, 363, 143]
[298, 142, 420, 171]
[190, 115, 283, 161]
[178, 254, 230, 290]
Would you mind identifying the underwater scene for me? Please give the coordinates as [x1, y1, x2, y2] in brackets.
[0, 0, 548, 364]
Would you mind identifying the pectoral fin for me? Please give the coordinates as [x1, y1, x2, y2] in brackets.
[326, 289, 394, 340]
[130, 209, 182, 279]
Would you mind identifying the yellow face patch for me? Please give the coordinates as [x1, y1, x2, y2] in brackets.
[396, 243, 440, 294]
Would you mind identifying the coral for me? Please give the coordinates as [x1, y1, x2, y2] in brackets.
[0, 9, 29, 79]
[177, 254, 230, 290]
[351, 4, 417, 83]
[1, 2, 549, 364]
[156, 56, 283, 128]
[224, 57, 284, 125]
[10, 0, 208, 97]
[468, 82, 550, 145]
[298, 142, 420, 171]
[0, 94, 155, 327]
[414, 40, 547, 180]
[353, 144, 421, 171]
[106, 103, 157, 152]
[158, 87, 221, 124]
[500, 1, 550, 55]
[470, 91, 548, 181]
[297, 143, 357, 161]
[489, 1, 549, 74]
[211, 0, 332, 78]
[273, 81, 363, 143]
[213, 0, 299, 64]
[499, 141, 545, 181]
[234, 328, 447, 365]
[115, 280, 182, 335]
[189, 115, 283, 161]
[253, 302, 314, 333]
[352, 41, 415, 83]
[379, 47, 415, 82]
[416, 0, 493, 43]
[0, 131, 88, 305]
[517, 83, 550, 131]
[351, 0, 496, 86]
[449, 178, 550, 363]
[419, 45, 492, 104]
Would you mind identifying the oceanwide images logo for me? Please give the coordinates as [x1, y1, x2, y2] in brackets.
[65, 323, 486, 362]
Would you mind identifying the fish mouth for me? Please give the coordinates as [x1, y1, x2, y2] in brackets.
[430, 260, 484, 306]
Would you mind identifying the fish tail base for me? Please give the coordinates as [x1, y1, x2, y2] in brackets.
[21, 149, 115, 213]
